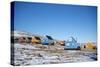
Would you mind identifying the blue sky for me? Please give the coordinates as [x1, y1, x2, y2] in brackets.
[13, 1, 97, 43]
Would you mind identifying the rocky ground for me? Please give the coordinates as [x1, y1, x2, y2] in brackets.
[12, 43, 97, 66]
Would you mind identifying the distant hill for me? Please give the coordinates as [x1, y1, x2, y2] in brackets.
[11, 30, 43, 38]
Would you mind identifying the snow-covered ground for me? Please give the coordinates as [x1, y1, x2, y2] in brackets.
[12, 43, 97, 66]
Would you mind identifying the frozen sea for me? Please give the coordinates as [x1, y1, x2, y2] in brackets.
[11, 43, 97, 66]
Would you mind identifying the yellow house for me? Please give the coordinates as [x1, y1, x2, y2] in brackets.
[31, 36, 41, 44]
[85, 42, 95, 49]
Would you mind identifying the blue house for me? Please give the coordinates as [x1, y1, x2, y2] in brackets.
[41, 36, 49, 45]
[64, 37, 80, 50]
[41, 35, 54, 45]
